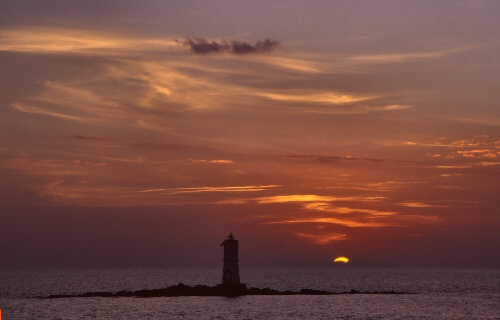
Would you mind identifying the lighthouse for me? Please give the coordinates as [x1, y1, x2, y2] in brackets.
[220, 232, 241, 285]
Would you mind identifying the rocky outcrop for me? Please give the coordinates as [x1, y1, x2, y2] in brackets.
[47, 283, 410, 298]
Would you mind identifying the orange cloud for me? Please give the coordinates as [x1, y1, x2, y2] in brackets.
[436, 165, 472, 169]
[303, 202, 397, 216]
[352, 181, 426, 192]
[139, 185, 280, 194]
[476, 162, 500, 167]
[256, 194, 339, 203]
[189, 159, 234, 164]
[266, 217, 393, 228]
[0, 27, 178, 54]
[295, 232, 348, 244]
[254, 194, 382, 204]
[349, 45, 474, 64]
[209, 160, 234, 164]
[398, 202, 447, 208]
[257, 92, 376, 105]
[456, 150, 498, 158]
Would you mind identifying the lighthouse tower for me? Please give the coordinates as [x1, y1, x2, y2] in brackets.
[220, 232, 240, 285]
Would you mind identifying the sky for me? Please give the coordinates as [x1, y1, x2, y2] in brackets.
[1, 1, 500, 269]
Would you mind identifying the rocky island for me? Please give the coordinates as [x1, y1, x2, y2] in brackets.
[48, 234, 411, 298]
[48, 283, 409, 298]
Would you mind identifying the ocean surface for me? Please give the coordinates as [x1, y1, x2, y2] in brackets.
[1, 267, 499, 319]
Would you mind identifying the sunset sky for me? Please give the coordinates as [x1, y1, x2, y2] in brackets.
[1, 1, 499, 269]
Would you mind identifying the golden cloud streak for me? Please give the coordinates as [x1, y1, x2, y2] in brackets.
[42, 181, 136, 202]
[381, 104, 412, 111]
[256, 194, 337, 203]
[254, 193, 441, 228]
[267, 218, 393, 228]
[270, 104, 412, 115]
[351, 51, 445, 63]
[138, 185, 280, 194]
[436, 165, 473, 169]
[304, 202, 397, 216]
[295, 232, 348, 244]
[456, 150, 498, 158]
[476, 161, 500, 166]
[0, 28, 178, 54]
[398, 202, 447, 208]
[258, 92, 376, 105]
[254, 194, 381, 204]
[266, 213, 441, 228]
[11, 103, 87, 121]
[251, 56, 322, 73]
[189, 159, 234, 164]
[349, 181, 427, 192]
[3, 26, 416, 132]
[10, 81, 120, 123]
[349, 46, 473, 64]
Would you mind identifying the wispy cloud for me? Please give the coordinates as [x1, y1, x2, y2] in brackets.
[66, 135, 106, 141]
[349, 46, 474, 64]
[256, 194, 341, 203]
[449, 117, 500, 126]
[11, 103, 88, 121]
[436, 165, 473, 169]
[456, 150, 498, 158]
[253, 194, 382, 204]
[255, 56, 322, 73]
[266, 217, 393, 228]
[0, 27, 178, 54]
[476, 161, 500, 167]
[295, 232, 348, 245]
[138, 185, 280, 194]
[282, 155, 389, 165]
[353, 181, 427, 192]
[10, 81, 120, 123]
[189, 159, 234, 164]
[303, 203, 397, 216]
[398, 202, 447, 208]
[257, 92, 375, 105]
[252, 193, 441, 228]
[263, 103, 412, 114]
[266, 213, 440, 228]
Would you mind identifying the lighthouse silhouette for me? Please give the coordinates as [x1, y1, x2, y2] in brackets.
[221, 232, 240, 284]
[218, 233, 247, 296]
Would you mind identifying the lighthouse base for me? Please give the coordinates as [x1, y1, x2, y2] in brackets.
[215, 283, 247, 297]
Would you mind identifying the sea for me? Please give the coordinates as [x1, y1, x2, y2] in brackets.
[0, 267, 499, 319]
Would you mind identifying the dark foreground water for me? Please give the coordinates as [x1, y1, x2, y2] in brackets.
[1, 268, 499, 319]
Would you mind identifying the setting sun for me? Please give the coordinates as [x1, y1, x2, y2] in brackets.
[334, 256, 350, 263]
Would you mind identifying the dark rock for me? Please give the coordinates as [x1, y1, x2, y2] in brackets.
[47, 284, 412, 298]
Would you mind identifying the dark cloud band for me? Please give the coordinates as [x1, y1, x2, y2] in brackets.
[181, 38, 279, 55]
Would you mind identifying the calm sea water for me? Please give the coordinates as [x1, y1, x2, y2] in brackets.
[1, 268, 499, 319]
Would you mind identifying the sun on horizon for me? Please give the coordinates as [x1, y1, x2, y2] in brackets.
[334, 256, 350, 263]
